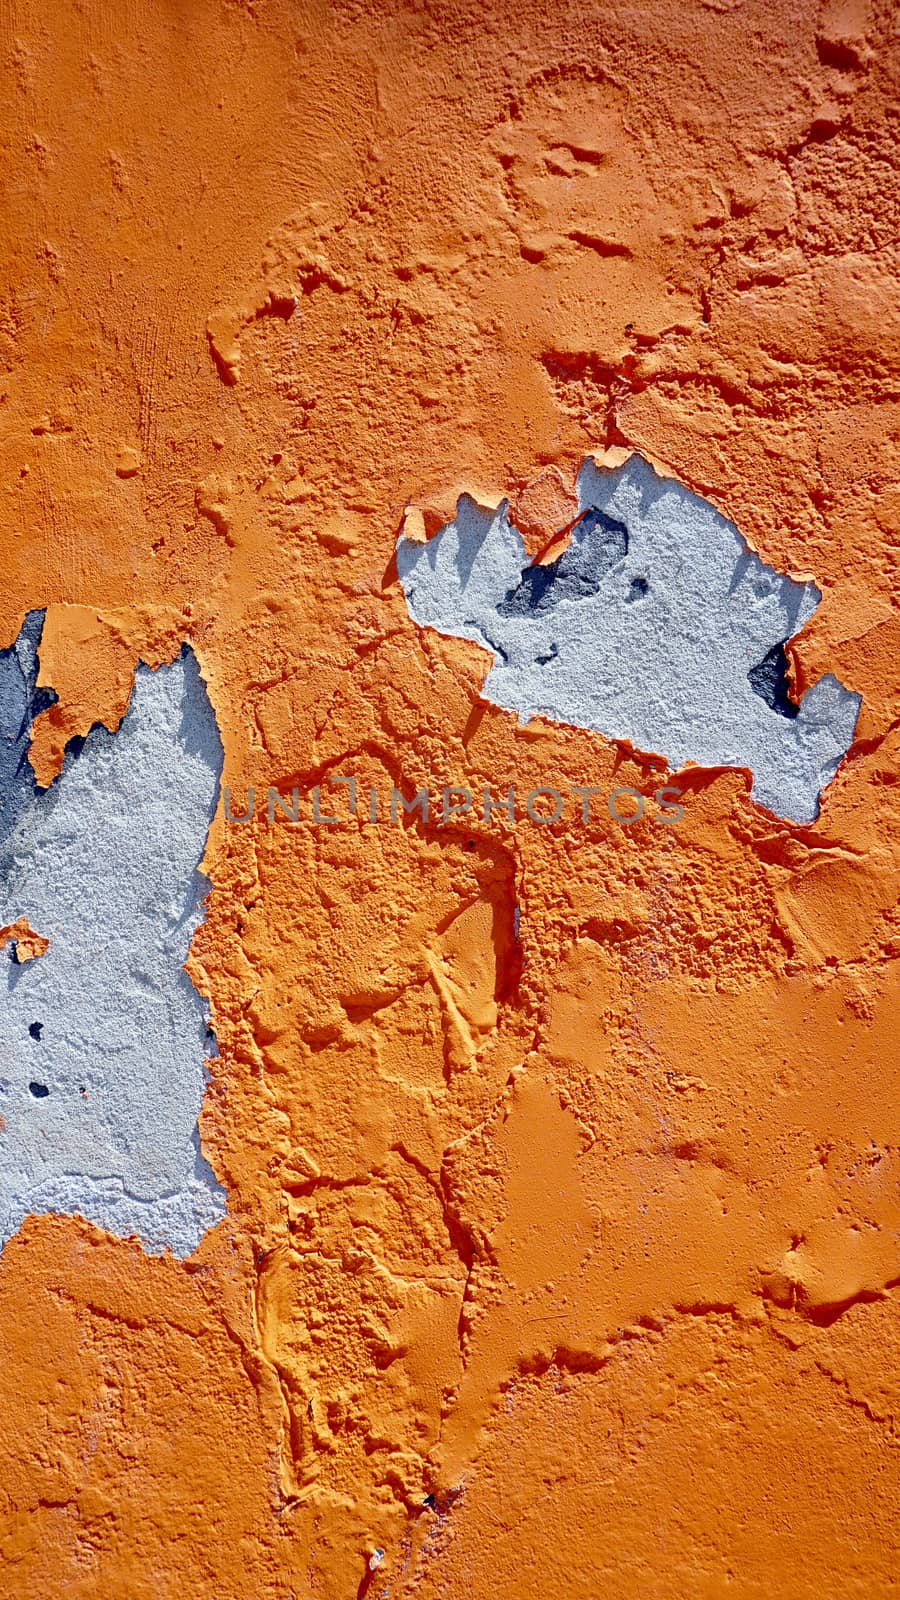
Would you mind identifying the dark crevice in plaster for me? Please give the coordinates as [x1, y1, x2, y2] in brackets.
[748, 641, 800, 720]
[0, 610, 48, 848]
[497, 507, 629, 618]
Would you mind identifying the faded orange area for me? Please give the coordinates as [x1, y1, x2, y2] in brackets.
[0, 0, 898, 1596]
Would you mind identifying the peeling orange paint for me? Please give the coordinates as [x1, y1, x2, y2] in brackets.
[0, 0, 898, 1596]
[28, 604, 185, 785]
[0, 919, 49, 963]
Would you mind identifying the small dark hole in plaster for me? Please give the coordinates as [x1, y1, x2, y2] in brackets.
[28, 1021, 43, 1040]
[28, 1081, 49, 1098]
[627, 576, 649, 602]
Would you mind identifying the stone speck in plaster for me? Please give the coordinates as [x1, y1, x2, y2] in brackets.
[0, 627, 225, 1257]
[396, 453, 862, 824]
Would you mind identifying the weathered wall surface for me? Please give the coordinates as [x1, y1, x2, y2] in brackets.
[0, 0, 898, 1595]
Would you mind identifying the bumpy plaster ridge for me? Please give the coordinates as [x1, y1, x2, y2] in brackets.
[0, 621, 225, 1257]
[396, 453, 861, 823]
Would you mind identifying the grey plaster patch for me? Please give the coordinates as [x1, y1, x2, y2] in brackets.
[0, 636, 226, 1256]
[396, 453, 861, 823]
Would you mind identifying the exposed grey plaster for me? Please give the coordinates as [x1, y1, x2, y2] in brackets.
[396, 453, 861, 823]
[0, 632, 226, 1256]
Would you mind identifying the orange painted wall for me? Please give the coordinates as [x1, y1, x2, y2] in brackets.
[0, 0, 898, 1595]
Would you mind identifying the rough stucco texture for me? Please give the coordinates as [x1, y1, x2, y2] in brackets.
[0, 1, 898, 1597]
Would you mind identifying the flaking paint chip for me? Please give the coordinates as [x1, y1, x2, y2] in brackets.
[115, 444, 141, 477]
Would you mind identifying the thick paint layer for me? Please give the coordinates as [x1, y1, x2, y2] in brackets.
[0, 0, 897, 1596]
